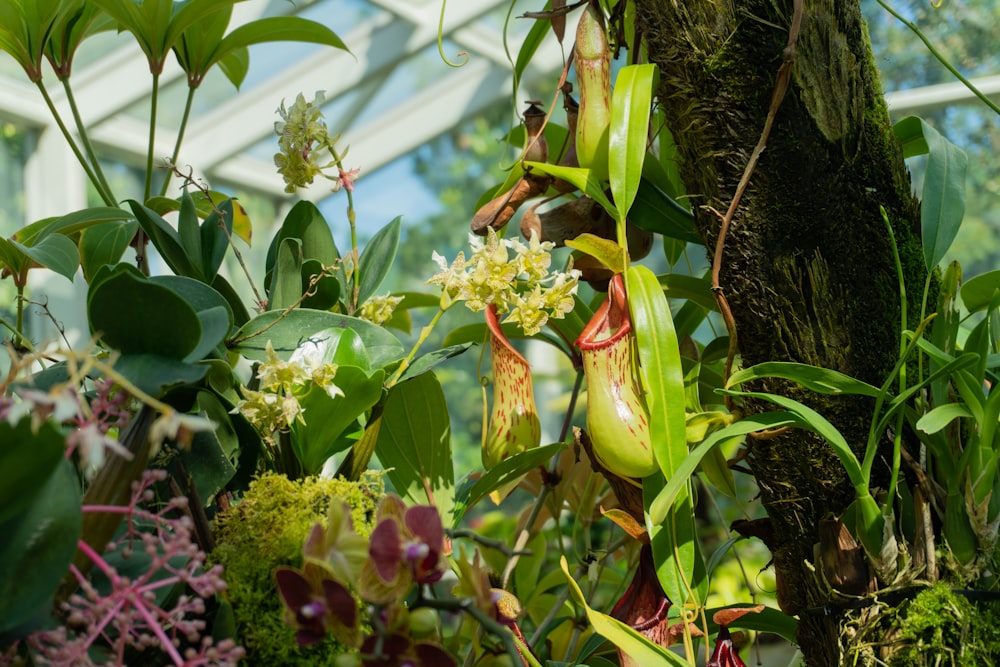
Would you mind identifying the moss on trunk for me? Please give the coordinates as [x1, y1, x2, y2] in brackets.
[634, 1, 927, 664]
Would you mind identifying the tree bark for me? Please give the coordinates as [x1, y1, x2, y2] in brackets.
[634, 2, 926, 664]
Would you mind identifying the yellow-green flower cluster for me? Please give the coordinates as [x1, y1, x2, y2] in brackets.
[234, 341, 342, 436]
[427, 229, 580, 336]
[358, 293, 404, 326]
[274, 92, 332, 193]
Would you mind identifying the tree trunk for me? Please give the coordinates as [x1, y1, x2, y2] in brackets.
[634, 2, 926, 664]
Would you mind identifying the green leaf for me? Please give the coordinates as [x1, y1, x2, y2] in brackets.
[88, 264, 202, 360]
[609, 64, 657, 221]
[16, 207, 133, 245]
[179, 15, 348, 88]
[558, 556, 688, 666]
[626, 266, 687, 478]
[177, 190, 202, 272]
[175, 391, 238, 502]
[705, 604, 798, 643]
[12, 233, 79, 280]
[522, 161, 616, 215]
[128, 199, 201, 279]
[199, 197, 234, 282]
[726, 361, 880, 397]
[627, 265, 703, 606]
[893, 116, 968, 269]
[357, 216, 402, 305]
[265, 200, 341, 275]
[961, 269, 1000, 313]
[268, 237, 303, 311]
[0, 418, 65, 525]
[452, 442, 566, 525]
[397, 343, 474, 383]
[232, 309, 404, 369]
[0, 458, 81, 634]
[648, 413, 797, 523]
[112, 354, 209, 397]
[79, 219, 138, 281]
[375, 372, 455, 524]
[292, 367, 385, 474]
[722, 389, 867, 492]
[916, 403, 973, 434]
[659, 273, 716, 310]
[565, 233, 625, 274]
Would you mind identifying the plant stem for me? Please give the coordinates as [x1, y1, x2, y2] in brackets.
[877, 0, 1000, 117]
[33, 81, 114, 206]
[144, 71, 160, 203]
[160, 85, 197, 197]
[387, 306, 447, 387]
[327, 144, 360, 310]
[59, 77, 116, 204]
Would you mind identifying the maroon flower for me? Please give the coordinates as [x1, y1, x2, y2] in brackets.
[368, 497, 445, 589]
[275, 564, 360, 647]
[360, 632, 456, 667]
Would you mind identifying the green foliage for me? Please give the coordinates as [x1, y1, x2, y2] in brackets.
[210, 471, 382, 665]
[889, 585, 1000, 667]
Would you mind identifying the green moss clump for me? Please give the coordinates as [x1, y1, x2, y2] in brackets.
[889, 584, 1000, 667]
[211, 471, 382, 665]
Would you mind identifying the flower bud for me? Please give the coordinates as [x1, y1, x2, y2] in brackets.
[576, 274, 656, 478]
[483, 305, 541, 469]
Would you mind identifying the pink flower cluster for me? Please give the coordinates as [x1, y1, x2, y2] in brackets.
[26, 470, 244, 666]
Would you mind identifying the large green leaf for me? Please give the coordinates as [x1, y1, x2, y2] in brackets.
[16, 207, 132, 245]
[175, 391, 238, 502]
[128, 199, 201, 279]
[292, 366, 385, 475]
[892, 116, 968, 269]
[452, 441, 566, 526]
[522, 161, 616, 216]
[375, 372, 455, 523]
[726, 361, 880, 397]
[627, 265, 703, 607]
[88, 264, 202, 360]
[626, 266, 687, 478]
[199, 196, 234, 282]
[12, 233, 79, 280]
[231, 309, 404, 369]
[46, 1, 118, 74]
[112, 354, 209, 397]
[961, 269, 1000, 313]
[0, 418, 65, 525]
[91, 0, 243, 69]
[79, 219, 138, 281]
[357, 216, 401, 305]
[0, 0, 63, 77]
[265, 200, 342, 287]
[609, 64, 657, 221]
[268, 237, 303, 311]
[177, 14, 348, 88]
[649, 413, 797, 523]
[148, 275, 232, 362]
[0, 458, 81, 634]
[722, 389, 866, 493]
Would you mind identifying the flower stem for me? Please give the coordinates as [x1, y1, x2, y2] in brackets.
[387, 306, 447, 387]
